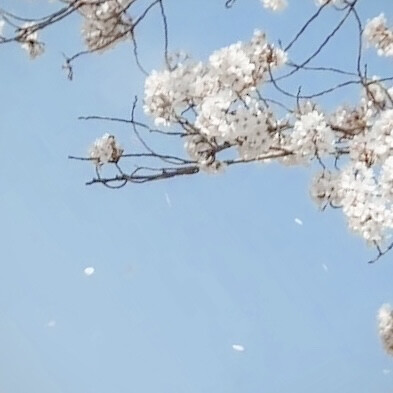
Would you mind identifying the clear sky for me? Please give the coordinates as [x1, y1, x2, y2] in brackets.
[1, 1, 393, 392]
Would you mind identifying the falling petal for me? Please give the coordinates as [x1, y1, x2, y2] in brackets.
[46, 320, 56, 328]
[232, 344, 245, 352]
[84, 266, 95, 276]
[294, 218, 303, 225]
[165, 192, 172, 207]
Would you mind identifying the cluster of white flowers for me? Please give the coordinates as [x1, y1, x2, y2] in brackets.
[261, 0, 288, 12]
[144, 61, 205, 126]
[310, 170, 341, 209]
[79, 0, 133, 52]
[78, 2, 393, 253]
[380, 157, 393, 202]
[302, 81, 393, 244]
[378, 304, 393, 356]
[144, 31, 287, 125]
[144, 31, 287, 169]
[311, 161, 393, 245]
[329, 106, 367, 137]
[19, 23, 45, 59]
[184, 135, 227, 173]
[364, 79, 393, 110]
[364, 14, 393, 57]
[142, 27, 393, 247]
[289, 110, 335, 162]
[89, 133, 123, 166]
[310, 136, 393, 245]
[340, 163, 393, 244]
[349, 109, 393, 165]
[232, 102, 273, 160]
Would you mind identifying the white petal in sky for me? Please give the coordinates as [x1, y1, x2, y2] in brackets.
[383, 369, 391, 375]
[294, 218, 303, 225]
[84, 266, 95, 276]
[322, 263, 328, 272]
[165, 192, 172, 207]
[46, 320, 56, 328]
[232, 344, 245, 352]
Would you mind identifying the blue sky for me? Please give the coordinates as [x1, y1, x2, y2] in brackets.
[1, 0, 393, 392]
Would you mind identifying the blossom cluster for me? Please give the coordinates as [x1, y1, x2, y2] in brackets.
[144, 31, 287, 169]
[13, 0, 133, 58]
[19, 22, 45, 59]
[261, 0, 288, 12]
[143, 27, 393, 246]
[83, 18, 393, 250]
[378, 304, 393, 356]
[307, 88, 393, 244]
[311, 164, 393, 245]
[79, 4, 393, 251]
[290, 110, 335, 160]
[79, 0, 133, 52]
[89, 133, 123, 166]
[364, 14, 393, 57]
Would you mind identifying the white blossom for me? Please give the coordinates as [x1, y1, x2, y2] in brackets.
[19, 22, 45, 59]
[364, 78, 393, 109]
[144, 62, 207, 125]
[184, 134, 214, 165]
[339, 162, 393, 244]
[194, 89, 234, 139]
[184, 134, 226, 173]
[350, 109, 393, 165]
[144, 31, 287, 127]
[209, 42, 256, 93]
[209, 30, 287, 93]
[89, 133, 123, 166]
[380, 157, 393, 202]
[378, 304, 393, 356]
[232, 102, 273, 160]
[329, 105, 367, 135]
[261, 0, 288, 12]
[364, 14, 393, 57]
[290, 110, 335, 161]
[370, 109, 393, 161]
[310, 170, 341, 209]
[80, 0, 133, 52]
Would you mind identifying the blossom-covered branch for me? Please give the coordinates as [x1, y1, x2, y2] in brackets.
[4, 0, 393, 261]
[68, 0, 393, 262]
[0, 0, 170, 77]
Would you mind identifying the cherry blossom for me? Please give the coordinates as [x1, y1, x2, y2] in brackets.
[364, 14, 393, 58]
[19, 23, 45, 59]
[378, 304, 393, 356]
[79, 0, 133, 52]
[89, 133, 123, 167]
[261, 0, 288, 12]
